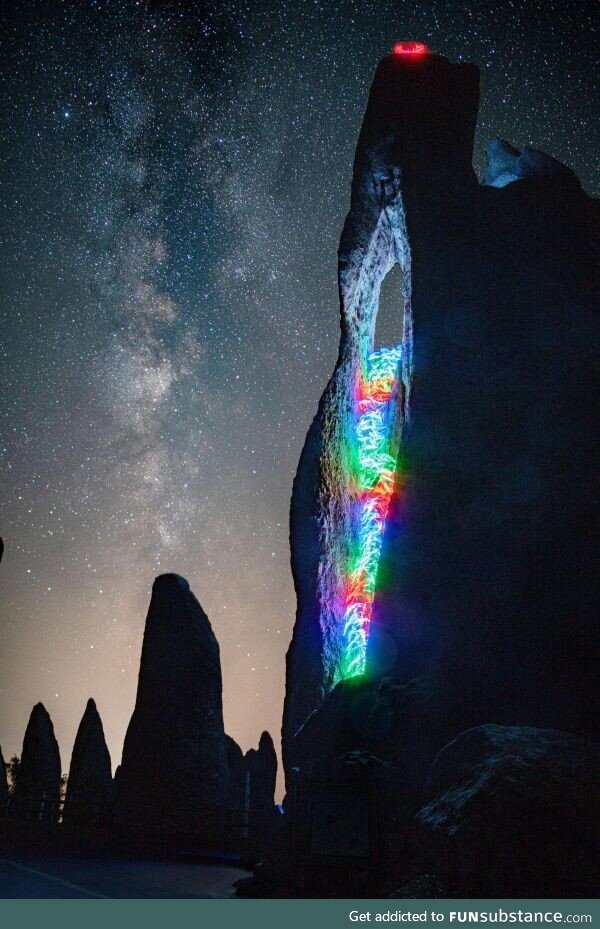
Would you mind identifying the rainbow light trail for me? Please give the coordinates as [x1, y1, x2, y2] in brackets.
[341, 345, 402, 678]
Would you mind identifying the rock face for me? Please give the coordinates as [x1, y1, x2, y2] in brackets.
[287, 675, 466, 808]
[0, 744, 8, 809]
[117, 574, 227, 830]
[415, 725, 600, 897]
[483, 137, 573, 188]
[283, 45, 599, 782]
[64, 699, 114, 820]
[226, 732, 278, 813]
[225, 732, 278, 854]
[14, 703, 62, 819]
[246, 731, 277, 812]
[283, 51, 480, 768]
[225, 735, 246, 809]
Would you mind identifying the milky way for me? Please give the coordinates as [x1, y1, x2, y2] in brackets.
[1, 0, 597, 795]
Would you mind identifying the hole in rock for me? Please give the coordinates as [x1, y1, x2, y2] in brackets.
[374, 263, 404, 351]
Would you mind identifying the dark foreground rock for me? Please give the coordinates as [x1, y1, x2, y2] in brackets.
[226, 731, 277, 812]
[13, 703, 62, 821]
[116, 574, 227, 837]
[246, 732, 277, 812]
[240, 722, 599, 898]
[415, 725, 600, 898]
[287, 674, 468, 805]
[0, 744, 8, 809]
[225, 735, 246, 809]
[242, 674, 467, 897]
[226, 731, 278, 857]
[64, 699, 114, 822]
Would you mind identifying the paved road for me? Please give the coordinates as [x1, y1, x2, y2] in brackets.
[0, 853, 250, 898]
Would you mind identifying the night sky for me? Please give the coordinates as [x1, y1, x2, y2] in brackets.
[1, 0, 597, 790]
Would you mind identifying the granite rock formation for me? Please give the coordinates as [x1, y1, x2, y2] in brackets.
[14, 703, 62, 819]
[483, 137, 574, 188]
[117, 574, 227, 831]
[245, 731, 278, 813]
[0, 744, 8, 809]
[287, 675, 466, 809]
[64, 698, 114, 821]
[226, 732, 278, 813]
[415, 725, 600, 897]
[226, 731, 278, 854]
[283, 45, 599, 783]
[225, 735, 246, 809]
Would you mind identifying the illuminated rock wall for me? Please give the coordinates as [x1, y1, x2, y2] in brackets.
[282, 50, 480, 765]
[283, 46, 598, 783]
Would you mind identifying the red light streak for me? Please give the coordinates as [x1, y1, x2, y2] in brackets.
[392, 41, 430, 57]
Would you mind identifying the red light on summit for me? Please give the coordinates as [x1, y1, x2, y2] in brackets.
[392, 41, 430, 56]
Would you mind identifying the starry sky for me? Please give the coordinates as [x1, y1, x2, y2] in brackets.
[1, 0, 597, 794]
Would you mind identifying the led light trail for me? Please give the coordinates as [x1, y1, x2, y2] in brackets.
[341, 344, 402, 678]
[392, 41, 430, 57]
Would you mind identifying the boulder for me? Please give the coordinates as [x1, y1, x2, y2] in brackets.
[415, 725, 600, 897]
[288, 674, 468, 813]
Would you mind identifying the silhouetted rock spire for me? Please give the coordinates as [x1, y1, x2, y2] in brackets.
[65, 698, 114, 820]
[225, 734, 246, 809]
[0, 744, 8, 808]
[14, 703, 62, 819]
[245, 731, 277, 811]
[117, 574, 227, 829]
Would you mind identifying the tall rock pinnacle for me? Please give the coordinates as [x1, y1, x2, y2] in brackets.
[0, 743, 8, 809]
[14, 703, 62, 818]
[64, 698, 114, 820]
[283, 49, 479, 767]
[283, 44, 599, 783]
[117, 574, 227, 827]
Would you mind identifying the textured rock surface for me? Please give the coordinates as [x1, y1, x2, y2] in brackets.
[117, 574, 227, 826]
[288, 674, 466, 808]
[14, 703, 62, 816]
[64, 699, 114, 819]
[483, 137, 573, 187]
[369, 156, 599, 734]
[284, 46, 599, 784]
[415, 725, 600, 897]
[283, 52, 480, 769]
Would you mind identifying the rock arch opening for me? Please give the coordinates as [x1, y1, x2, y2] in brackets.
[374, 262, 405, 352]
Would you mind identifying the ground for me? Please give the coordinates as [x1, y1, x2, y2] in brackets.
[0, 852, 250, 898]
